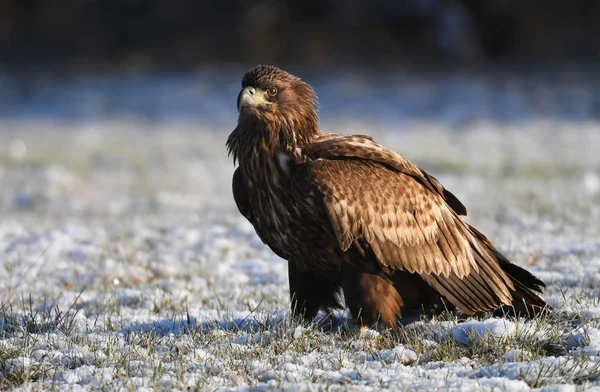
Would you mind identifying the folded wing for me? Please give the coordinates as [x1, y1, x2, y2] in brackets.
[293, 134, 544, 314]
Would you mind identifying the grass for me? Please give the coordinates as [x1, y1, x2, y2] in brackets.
[1, 288, 600, 390]
[0, 123, 599, 390]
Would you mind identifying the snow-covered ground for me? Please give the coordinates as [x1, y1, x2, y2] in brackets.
[1, 69, 600, 390]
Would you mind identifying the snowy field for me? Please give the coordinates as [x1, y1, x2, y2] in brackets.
[1, 69, 600, 390]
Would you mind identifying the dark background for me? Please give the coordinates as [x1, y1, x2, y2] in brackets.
[2, 0, 600, 70]
[2, 0, 600, 125]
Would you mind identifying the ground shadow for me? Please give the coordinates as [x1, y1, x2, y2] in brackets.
[120, 310, 355, 338]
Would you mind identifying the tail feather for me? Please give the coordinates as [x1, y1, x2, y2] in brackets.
[469, 225, 548, 318]
[498, 256, 548, 317]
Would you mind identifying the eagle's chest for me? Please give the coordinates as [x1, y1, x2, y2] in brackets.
[239, 151, 341, 273]
[245, 154, 298, 231]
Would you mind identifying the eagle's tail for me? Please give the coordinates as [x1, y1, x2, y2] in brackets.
[497, 256, 548, 317]
[469, 225, 548, 318]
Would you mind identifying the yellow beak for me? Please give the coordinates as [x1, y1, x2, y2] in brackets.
[237, 87, 273, 112]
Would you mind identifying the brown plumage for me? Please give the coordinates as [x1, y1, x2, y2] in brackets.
[227, 65, 547, 329]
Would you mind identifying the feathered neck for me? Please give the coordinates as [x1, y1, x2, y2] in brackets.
[226, 110, 320, 167]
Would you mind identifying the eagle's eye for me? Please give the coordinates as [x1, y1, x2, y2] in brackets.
[266, 87, 278, 97]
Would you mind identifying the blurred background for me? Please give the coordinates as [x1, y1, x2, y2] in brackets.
[4, 0, 600, 67]
[0, 0, 599, 223]
[2, 0, 600, 122]
[1, 0, 600, 329]
[2, 3, 600, 386]
[2, 0, 600, 121]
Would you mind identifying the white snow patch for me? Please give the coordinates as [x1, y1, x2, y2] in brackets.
[0, 118, 599, 391]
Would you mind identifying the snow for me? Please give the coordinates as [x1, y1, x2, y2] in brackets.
[1, 69, 600, 390]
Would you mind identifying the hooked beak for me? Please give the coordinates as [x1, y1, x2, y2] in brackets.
[237, 86, 273, 113]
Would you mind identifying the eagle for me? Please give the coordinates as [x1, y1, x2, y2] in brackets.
[227, 65, 547, 329]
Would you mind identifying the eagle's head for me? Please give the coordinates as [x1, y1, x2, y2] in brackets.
[236, 65, 319, 142]
[228, 65, 320, 165]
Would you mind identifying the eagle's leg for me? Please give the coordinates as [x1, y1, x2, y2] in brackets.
[340, 263, 403, 330]
[288, 261, 342, 323]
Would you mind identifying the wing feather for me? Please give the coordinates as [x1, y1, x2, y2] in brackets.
[232, 168, 253, 221]
[310, 158, 477, 278]
[232, 168, 289, 260]
[293, 134, 520, 311]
